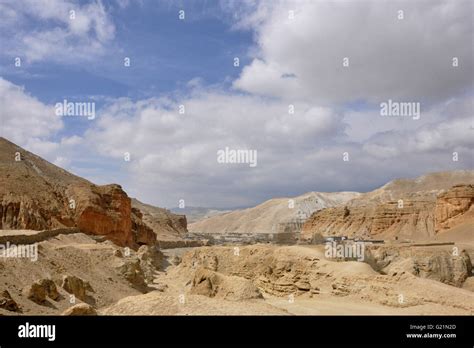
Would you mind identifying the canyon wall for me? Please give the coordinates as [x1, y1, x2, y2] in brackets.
[301, 182, 474, 242]
[0, 137, 182, 249]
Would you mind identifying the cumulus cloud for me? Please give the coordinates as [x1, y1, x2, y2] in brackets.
[0, 0, 472, 208]
[82, 89, 348, 206]
[362, 96, 474, 158]
[232, 0, 473, 104]
[0, 77, 62, 151]
[80, 86, 472, 207]
[0, 78, 94, 169]
[0, 0, 115, 63]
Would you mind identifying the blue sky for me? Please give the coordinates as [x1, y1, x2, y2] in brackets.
[1, 1, 252, 103]
[0, 0, 253, 145]
[0, 0, 472, 208]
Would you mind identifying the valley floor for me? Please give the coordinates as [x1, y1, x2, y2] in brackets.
[0, 231, 473, 316]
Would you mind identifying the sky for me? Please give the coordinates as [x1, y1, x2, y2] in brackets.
[0, 0, 473, 209]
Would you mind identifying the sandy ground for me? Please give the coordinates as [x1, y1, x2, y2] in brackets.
[103, 244, 474, 315]
[263, 293, 473, 315]
[0, 233, 143, 315]
[1, 232, 473, 316]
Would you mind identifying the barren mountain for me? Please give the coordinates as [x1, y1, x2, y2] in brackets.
[170, 206, 230, 223]
[0, 138, 472, 316]
[1, 137, 473, 316]
[301, 171, 474, 241]
[0, 137, 185, 248]
[131, 199, 187, 241]
[189, 191, 360, 234]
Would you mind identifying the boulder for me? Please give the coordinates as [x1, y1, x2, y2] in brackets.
[191, 268, 220, 297]
[61, 275, 93, 301]
[39, 279, 60, 301]
[62, 303, 97, 316]
[137, 245, 163, 282]
[0, 290, 20, 312]
[190, 267, 262, 301]
[23, 281, 46, 304]
[115, 259, 148, 292]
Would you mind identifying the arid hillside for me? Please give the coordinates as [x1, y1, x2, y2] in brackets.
[170, 206, 230, 224]
[0, 137, 186, 248]
[1, 137, 473, 316]
[189, 191, 360, 234]
[301, 171, 474, 241]
[131, 199, 187, 241]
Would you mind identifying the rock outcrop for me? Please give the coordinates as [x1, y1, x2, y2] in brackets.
[171, 245, 474, 313]
[61, 303, 97, 316]
[0, 290, 20, 312]
[23, 281, 47, 304]
[38, 279, 60, 301]
[365, 245, 472, 287]
[435, 184, 474, 233]
[0, 137, 187, 249]
[301, 172, 474, 241]
[0, 137, 137, 247]
[302, 200, 436, 240]
[114, 258, 148, 292]
[61, 275, 94, 301]
[190, 267, 263, 301]
[137, 245, 164, 283]
[23, 279, 60, 304]
[176, 245, 329, 297]
[131, 199, 187, 242]
[131, 208, 157, 246]
[68, 184, 134, 247]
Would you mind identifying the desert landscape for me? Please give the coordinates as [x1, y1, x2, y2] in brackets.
[0, 1, 472, 346]
[1, 136, 473, 316]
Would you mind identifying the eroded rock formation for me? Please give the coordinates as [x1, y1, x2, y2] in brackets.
[301, 176, 474, 241]
[0, 137, 186, 249]
[435, 184, 474, 233]
[365, 245, 472, 287]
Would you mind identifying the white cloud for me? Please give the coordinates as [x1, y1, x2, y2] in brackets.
[0, 0, 116, 63]
[0, 78, 90, 168]
[233, 0, 473, 104]
[0, 77, 62, 152]
[81, 86, 473, 207]
[82, 89, 347, 206]
[362, 96, 474, 158]
[0, 0, 472, 208]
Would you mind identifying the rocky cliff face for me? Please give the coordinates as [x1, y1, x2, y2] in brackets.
[131, 207, 157, 246]
[365, 245, 472, 287]
[301, 173, 474, 241]
[435, 184, 474, 233]
[131, 199, 187, 242]
[65, 183, 133, 246]
[0, 137, 177, 248]
[301, 200, 436, 240]
[0, 199, 51, 230]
